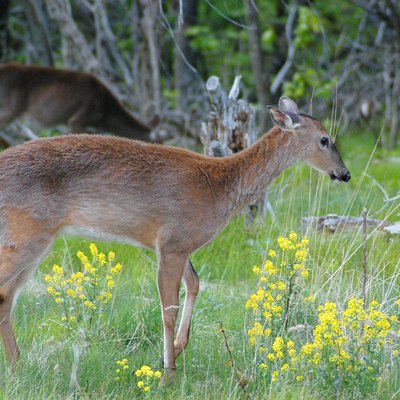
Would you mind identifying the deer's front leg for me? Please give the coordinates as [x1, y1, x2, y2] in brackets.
[157, 252, 186, 374]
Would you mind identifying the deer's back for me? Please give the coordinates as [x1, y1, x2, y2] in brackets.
[0, 64, 106, 126]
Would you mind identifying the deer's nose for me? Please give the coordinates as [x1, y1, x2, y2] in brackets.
[342, 172, 351, 182]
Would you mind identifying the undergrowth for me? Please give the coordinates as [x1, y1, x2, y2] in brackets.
[0, 132, 399, 399]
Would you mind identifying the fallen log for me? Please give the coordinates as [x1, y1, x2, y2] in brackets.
[302, 214, 389, 233]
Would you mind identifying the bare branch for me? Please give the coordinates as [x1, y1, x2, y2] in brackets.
[270, 3, 298, 94]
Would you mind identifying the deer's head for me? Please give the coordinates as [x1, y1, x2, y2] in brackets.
[267, 97, 351, 182]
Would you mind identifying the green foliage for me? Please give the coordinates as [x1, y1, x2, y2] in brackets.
[283, 68, 338, 100]
[162, 88, 178, 108]
[261, 28, 276, 52]
[294, 6, 321, 48]
[186, 25, 220, 53]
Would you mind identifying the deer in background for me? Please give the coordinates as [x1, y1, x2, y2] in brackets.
[0, 64, 158, 146]
[0, 97, 350, 377]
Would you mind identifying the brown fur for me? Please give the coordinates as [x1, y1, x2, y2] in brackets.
[0, 64, 155, 143]
[0, 108, 350, 373]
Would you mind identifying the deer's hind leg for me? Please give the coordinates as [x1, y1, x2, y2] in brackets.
[0, 273, 27, 366]
[0, 242, 55, 367]
[0, 230, 57, 367]
[174, 260, 199, 358]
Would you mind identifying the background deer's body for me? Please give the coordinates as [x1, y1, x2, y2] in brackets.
[0, 64, 154, 143]
[0, 97, 350, 373]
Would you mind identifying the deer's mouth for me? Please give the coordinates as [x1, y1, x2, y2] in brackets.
[330, 171, 351, 182]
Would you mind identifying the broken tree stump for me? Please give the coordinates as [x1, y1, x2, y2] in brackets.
[200, 75, 272, 223]
[200, 75, 257, 156]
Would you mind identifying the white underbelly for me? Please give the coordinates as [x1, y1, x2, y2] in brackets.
[60, 225, 148, 249]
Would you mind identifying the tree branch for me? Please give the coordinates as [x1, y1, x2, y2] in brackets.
[270, 3, 298, 94]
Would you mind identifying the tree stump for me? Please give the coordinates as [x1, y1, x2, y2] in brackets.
[201, 75, 257, 157]
[201, 75, 272, 223]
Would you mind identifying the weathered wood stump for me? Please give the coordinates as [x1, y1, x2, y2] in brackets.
[200, 76, 257, 157]
[201, 76, 272, 223]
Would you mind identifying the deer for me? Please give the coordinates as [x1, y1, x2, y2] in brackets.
[0, 97, 350, 378]
[0, 64, 157, 146]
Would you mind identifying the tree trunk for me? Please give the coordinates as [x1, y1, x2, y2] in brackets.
[174, 0, 199, 111]
[22, 0, 54, 65]
[0, 0, 10, 61]
[140, 0, 161, 116]
[46, 0, 102, 74]
[244, 0, 268, 133]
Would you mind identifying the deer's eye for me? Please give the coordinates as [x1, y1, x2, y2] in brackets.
[320, 137, 329, 147]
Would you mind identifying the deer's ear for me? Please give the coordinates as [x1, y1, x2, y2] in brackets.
[267, 106, 302, 130]
[278, 96, 299, 114]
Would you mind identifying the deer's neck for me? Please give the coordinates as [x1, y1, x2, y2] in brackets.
[101, 97, 151, 140]
[224, 127, 304, 211]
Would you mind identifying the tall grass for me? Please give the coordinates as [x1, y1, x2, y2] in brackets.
[1, 132, 399, 399]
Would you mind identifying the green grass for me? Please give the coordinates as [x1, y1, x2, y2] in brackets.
[1, 132, 400, 399]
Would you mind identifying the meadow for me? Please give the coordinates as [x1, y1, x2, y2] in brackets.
[0, 131, 399, 399]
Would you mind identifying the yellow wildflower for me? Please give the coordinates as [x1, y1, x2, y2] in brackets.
[267, 353, 276, 362]
[281, 363, 289, 371]
[289, 231, 297, 242]
[89, 243, 98, 257]
[295, 249, 307, 261]
[268, 249, 276, 258]
[252, 266, 261, 275]
[301, 270, 309, 279]
[301, 237, 309, 247]
[277, 236, 291, 251]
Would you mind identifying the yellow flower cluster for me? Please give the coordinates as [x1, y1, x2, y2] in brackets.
[277, 232, 309, 252]
[115, 358, 130, 381]
[259, 297, 399, 388]
[134, 365, 162, 393]
[44, 244, 123, 327]
[257, 335, 302, 382]
[299, 297, 397, 370]
[114, 358, 131, 382]
[246, 232, 310, 333]
[246, 233, 400, 393]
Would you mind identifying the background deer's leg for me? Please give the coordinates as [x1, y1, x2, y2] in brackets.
[157, 251, 186, 373]
[174, 260, 199, 358]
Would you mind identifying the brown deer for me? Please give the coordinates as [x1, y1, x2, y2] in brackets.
[0, 64, 156, 145]
[0, 97, 350, 376]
